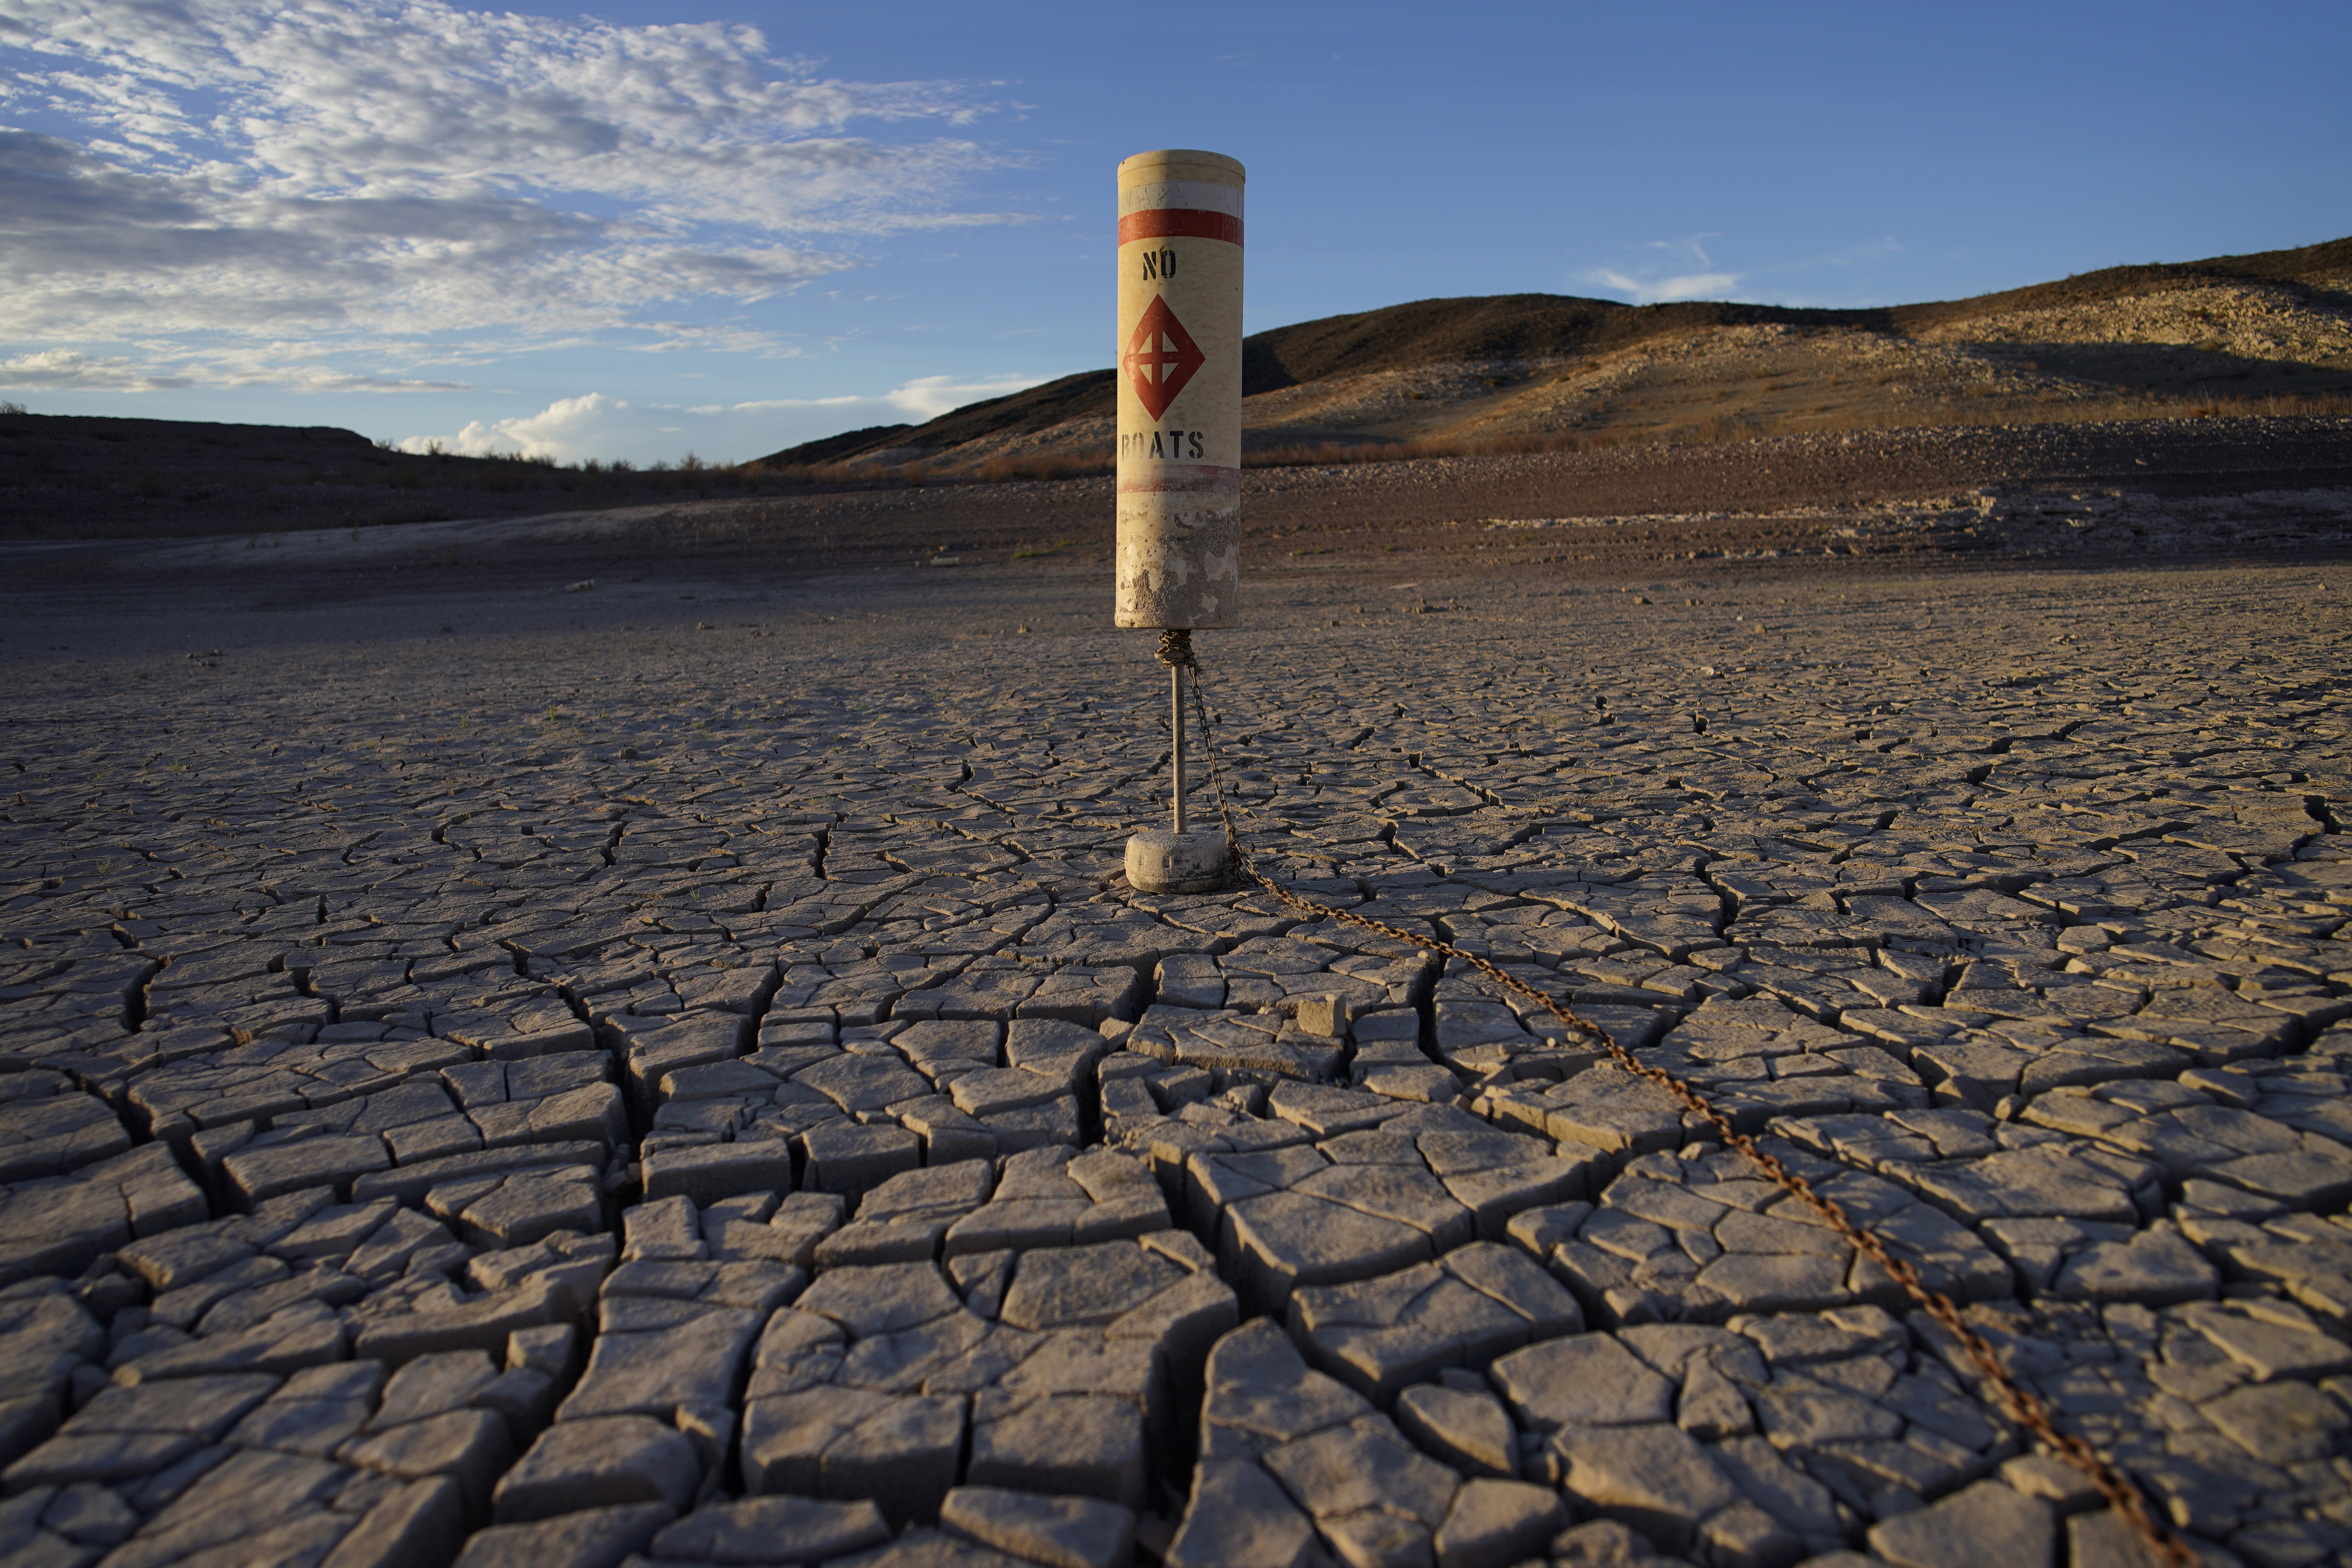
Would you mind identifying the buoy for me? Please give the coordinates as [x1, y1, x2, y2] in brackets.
[1115, 149, 1244, 894]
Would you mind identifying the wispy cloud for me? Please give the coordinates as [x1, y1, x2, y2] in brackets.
[1584, 267, 1743, 304]
[883, 372, 1048, 418]
[0, 343, 473, 393]
[1578, 235, 1906, 307]
[0, 1, 1025, 390]
[1579, 236, 1742, 304]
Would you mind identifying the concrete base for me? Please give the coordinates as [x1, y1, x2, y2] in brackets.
[1126, 829, 1227, 895]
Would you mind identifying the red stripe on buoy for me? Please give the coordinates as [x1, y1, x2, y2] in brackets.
[1118, 209, 1243, 247]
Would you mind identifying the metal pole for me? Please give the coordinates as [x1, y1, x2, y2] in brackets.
[1171, 663, 1187, 834]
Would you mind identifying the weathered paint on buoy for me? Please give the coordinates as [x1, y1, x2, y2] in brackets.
[1114, 149, 1244, 630]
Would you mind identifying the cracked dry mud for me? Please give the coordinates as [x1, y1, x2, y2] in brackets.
[2, 557, 2349, 1568]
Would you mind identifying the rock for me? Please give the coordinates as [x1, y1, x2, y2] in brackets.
[431, 1165, 605, 1249]
[1699, 1497, 1802, 1568]
[1396, 1383, 1518, 1478]
[1432, 1476, 1567, 1568]
[1550, 1422, 1741, 1553]
[2180, 1301, 2352, 1381]
[0, 1083, 131, 1183]
[1675, 1354, 1755, 1440]
[795, 1260, 964, 1337]
[649, 1495, 892, 1563]
[818, 1392, 969, 1525]
[941, 1485, 1137, 1568]
[642, 1142, 798, 1208]
[622, 1195, 705, 1262]
[1000, 1240, 1185, 1332]
[452, 1501, 674, 1568]
[0, 1145, 207, 1285]
[339, 1407, 514, 1520]
[1491, 1331, 1674, 1430]
[492, 1415, 702, 1523]
[1289, 1240, 1584, 1401]
[1526, 1142, 2008, 1327]
[942, 1147, 1169, 1258]
[353, 1278, 578, 1367]
[1867, 1480, 2056, 1568]
[1165, 1457, 1319, 1568]
[372, 1350, 501, 1428]
[2064, 1508, 2187, 1568]
[967, 1392, 1146, 1508]
[0, 1281, 102, 1460]
[740, 1386, 966, 1525]
[1710, 1434, 1845, 1543]
[318, 1477, 468, 1568]
[557, 1303, 766, 1423]
[2200, 1378, 2348, 1462]
[111, 1304, 351, 1383]
[39, 1479, 142, 1546]
[2050, 1226, 2218, 1307]
[1546, 1517, 1687, 1564]
[224, 1132, 391, 1208]
[1998, 1454, 2107, 1515]
[802, 1122, 924, 1200]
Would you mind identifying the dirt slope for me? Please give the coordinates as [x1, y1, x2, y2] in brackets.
[760, 235, 2352, 469]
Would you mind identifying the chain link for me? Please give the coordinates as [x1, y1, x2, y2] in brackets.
[1174, 645, 2193, 1568]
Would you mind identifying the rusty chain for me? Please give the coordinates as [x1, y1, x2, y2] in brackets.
[1160, 637, 2193, 1568]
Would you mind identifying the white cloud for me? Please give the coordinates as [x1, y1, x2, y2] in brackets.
[0, 342, 470, 392]
[1582, 235, 1743, 304]
[1580, 235, 1909, 308]
[884, 372, 1051, 419]
[1584, 267, 1742, 304]
[0, 1, 1026, 388]
[396, 392, 625, 460]
[0, 348, 190, 392]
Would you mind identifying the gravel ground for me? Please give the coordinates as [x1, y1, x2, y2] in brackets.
[0, 543, 2348, 1568]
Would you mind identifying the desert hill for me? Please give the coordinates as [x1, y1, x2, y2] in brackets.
[4, 235, 2346, 541]
[760, 235, 2352, 472]
[0, 407, 815, 541]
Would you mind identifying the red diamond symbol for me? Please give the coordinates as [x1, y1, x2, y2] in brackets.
[1122, 295, 1205, 421]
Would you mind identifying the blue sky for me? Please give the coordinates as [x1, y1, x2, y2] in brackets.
[2, 0, 2345, 464]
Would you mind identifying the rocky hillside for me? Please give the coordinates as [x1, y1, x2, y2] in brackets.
[760, 236, 2352, 473]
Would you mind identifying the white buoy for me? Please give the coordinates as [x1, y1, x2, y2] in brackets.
[1114, 148, 1243, 632]
[1115, 149, 1244, 895]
